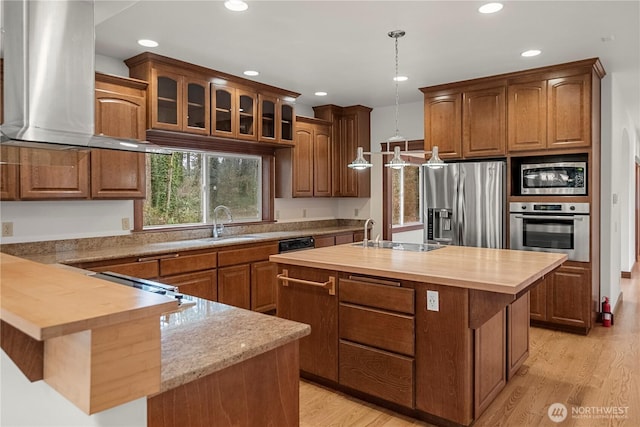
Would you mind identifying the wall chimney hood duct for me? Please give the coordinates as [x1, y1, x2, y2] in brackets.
[1, 0, 165, 153]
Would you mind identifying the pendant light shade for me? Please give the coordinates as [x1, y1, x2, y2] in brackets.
[348, 146, 372, 170]
[384, 146, 407, 169]
[423, 146, 447, 169]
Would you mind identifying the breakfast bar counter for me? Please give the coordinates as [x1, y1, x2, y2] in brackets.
[0, 253, 310, 427]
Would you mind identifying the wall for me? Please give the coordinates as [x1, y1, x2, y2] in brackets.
[369, 100, 424, 241]
[1, 352, 146, 427]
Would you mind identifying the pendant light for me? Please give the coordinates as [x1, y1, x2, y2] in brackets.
[348, 146, 372, 170]
[383, 30, 408, 169]
[422, 145, 446, 169]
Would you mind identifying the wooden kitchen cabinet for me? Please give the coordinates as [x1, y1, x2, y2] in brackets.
[424, 93, 463, 159]
[93, 73, 147, 199]
[547, 263, 591, 328]
[421, 84, 506, 160]
[126, 57, 210, 135]
[218, 264, 251, 309]
[508, 71, 593, 152]
[474, 308, 507, 418]
[313, 231, 360, 248]
[277, 265, 338, 382]
[507, 292, 529, 380]
[211, 84, 257, 140]
[313, 104, 371, 197]
[462, 86, 506, 158]
[257, 93, 296, 144]
[292, 117, 331, 197]
[75, 257, 160, 279]
[217, 242, 279, 312]
[547, 74, 591, 149]
[338, 276, 415, 407]
[161, 270, 217, 302]
[0, 147, 19, 200]
[507, 79, 548, 152]
[251, 260, 278, 312]
[529, 263, 591, 332]
[19, 148, 90, 200]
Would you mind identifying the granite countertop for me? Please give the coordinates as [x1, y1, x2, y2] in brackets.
[156, 298, 310, 393]
[21, 225, 363, 265]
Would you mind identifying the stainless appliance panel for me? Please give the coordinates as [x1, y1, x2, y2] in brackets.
[520, 161, 587, 195]
[457, 162, 505, 248]
[424, 161, 505, 249]
[509, 202, 589, 262]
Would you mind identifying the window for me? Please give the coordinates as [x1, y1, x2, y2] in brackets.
[391, 165, 423, 227]
[143, 150, 262, 228]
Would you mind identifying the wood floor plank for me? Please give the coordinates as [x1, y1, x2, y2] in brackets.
[299, 263, 640, 426]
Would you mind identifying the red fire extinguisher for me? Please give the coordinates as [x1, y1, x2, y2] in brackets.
[602, 297, 612, 327]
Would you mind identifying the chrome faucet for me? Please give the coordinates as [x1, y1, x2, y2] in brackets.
[212, 205, 233, 238]
[363, 218, 375, 248]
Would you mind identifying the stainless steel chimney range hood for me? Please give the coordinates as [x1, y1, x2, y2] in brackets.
[1, 0, 165, 153]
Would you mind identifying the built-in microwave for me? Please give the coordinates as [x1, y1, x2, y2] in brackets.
[520, 162, 587, 195]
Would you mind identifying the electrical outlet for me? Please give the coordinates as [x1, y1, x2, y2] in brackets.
[302, 209, 307, 218]
[427, 290, 439, 311]
[276, 210, 280, 220]
[354, 208, 359, 217]
[2, 222, 14, 237]
[121, 217, 130, 230]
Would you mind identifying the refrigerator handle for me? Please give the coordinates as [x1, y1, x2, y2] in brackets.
[457, 170, 465, 246]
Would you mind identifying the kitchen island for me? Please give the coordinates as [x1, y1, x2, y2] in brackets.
[270, 243, 566, 426]
[0, 253, 310, 427]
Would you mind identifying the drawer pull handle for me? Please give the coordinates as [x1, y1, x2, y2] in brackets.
[277, 269, 336, 295]
[137, 253, 180, 262]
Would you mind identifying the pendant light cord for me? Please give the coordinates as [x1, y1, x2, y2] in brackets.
[394, 34, 400, 140]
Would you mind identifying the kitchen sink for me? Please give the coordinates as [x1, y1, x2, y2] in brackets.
[352, 240, 445, 252]
[200, 235, 258, 243]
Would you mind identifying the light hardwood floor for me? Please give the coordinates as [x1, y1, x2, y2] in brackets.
[299, 263, 640, 427]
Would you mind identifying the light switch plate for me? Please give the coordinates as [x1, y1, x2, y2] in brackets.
[427, 290, 439, 311]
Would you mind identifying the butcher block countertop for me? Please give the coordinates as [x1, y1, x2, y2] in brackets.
[270, 244, 567, 295]
[0, 253, 178, 340]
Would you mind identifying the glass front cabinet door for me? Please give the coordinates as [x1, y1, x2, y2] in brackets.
[280, 100, 295, 144]
[212, 85, 257, 140]
[258, 94, 278, 143]
[153, 69, 182, 131]
[151, 68, 209, 134]
[185, 78, 210, 135]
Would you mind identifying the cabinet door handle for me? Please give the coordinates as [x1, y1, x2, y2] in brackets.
[137, 253, 180, 262]
[277, 269, 336, 296]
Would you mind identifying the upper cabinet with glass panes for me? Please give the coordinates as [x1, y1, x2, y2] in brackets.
[126, 53, 299, 142]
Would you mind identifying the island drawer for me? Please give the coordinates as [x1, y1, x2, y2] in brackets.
[160, 251, 217, 276]
[339, 277, 414, 314]
[339, 340, 414, 408]
[339, 303, 414, 356]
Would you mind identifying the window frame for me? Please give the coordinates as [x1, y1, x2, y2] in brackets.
[381, 139, 425, 240]
[133, 130, 276, 232]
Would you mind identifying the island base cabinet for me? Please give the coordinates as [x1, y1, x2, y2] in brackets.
[276, 265, 338, 382]
[474, 308, 507, 418]
[147, 341, 300, 427]
[507, 292, 530, 379]
[415, 284, 473, 426]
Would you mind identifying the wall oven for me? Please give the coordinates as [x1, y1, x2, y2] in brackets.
[509, 202, 589, 262]
[520, 162, 587, 195]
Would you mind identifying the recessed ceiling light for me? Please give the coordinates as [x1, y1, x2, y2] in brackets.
[478, 2, 503, 14]
[393, 76, 408, 82]
[225, 0, 248, 12]
[314, 91, 328, 97]
[243, 70, 259, 76]
[138, 39, 158, 48]
[521, 49, 542, 57]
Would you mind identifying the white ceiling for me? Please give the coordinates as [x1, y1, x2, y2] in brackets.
[95, 1, 640, 128]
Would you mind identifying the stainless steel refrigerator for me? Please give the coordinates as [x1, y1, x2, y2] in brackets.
[424, 161, 506, 248]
